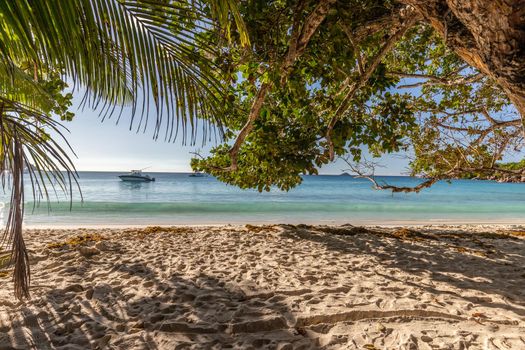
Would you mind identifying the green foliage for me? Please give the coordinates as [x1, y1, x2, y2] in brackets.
[193, 1, 420, 190]
[194, 1, 522, 189]
[0, 63, 74, 121]
[499, 159, 525, 171]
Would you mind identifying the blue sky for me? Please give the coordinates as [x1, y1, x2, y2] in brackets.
[61, 93, 411, 175]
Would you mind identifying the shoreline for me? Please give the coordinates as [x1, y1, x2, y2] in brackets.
[21, 220, 525, 229]
[1, 224, 524, 349]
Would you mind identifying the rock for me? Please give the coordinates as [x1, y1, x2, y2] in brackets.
[78, 246, 99, 257]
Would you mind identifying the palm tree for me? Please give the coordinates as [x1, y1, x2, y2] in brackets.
[0, 0, 247, 299]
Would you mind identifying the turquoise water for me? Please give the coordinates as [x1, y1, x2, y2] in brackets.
[3, 172, 525, 226]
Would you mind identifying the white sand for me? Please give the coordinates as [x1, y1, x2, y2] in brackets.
[0, 224, 524, 349]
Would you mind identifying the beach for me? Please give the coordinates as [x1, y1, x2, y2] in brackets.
[1, 224, 524, 349]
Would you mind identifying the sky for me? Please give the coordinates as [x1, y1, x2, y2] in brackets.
[59, 93, 411, 175]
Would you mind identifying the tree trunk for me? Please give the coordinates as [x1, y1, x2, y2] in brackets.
[399, 0, 525, 125]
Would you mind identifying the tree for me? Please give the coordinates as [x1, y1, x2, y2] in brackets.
[0, 0, 246, 299]
[192, 0, 524, 191]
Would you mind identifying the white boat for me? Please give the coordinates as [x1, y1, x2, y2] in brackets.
[119, 170, 155, 182]
[189, 171, 206, 177]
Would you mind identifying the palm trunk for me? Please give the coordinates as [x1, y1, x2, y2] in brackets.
[1, 117, 30, 300]
[10, 135, 30, 299]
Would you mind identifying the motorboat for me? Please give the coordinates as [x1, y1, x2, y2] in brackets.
[188, 171, 206, 177]
[119, 170, 155, 182]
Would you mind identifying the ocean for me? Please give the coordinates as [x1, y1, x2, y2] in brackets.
[2, 172, 525, 226]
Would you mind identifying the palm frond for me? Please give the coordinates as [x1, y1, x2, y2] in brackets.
[208, 0, 250, 46]
[0, 0, 248, 143]
[0, 97, 79, 299]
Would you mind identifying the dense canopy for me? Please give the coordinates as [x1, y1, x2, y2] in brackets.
[192, 0, 525, 191]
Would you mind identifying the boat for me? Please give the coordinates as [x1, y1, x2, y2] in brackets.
[118, 170, 155, 182]
[189, 171, 206, 178]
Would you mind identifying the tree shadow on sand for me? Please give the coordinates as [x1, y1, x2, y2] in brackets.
[1, 225, 524, 349]
[1, 254, 318, 349]
[280, 224, 525, 317]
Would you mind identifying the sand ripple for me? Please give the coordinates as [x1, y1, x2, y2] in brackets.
[0, 224, 524, 349]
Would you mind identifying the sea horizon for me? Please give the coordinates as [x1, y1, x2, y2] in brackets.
[3, 171, 525, 227]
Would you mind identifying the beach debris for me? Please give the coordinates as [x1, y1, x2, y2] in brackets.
[420, 335, 433, 343]
[388, 228, 437, 241]
[245, 224, 279, 233]
[47, 233, 106, 249]
[498, 230, 525, 238]
[0, 251, 10, 269]
[376, 322, 387, 333]
[141, 226, 169, 235]
[122, 226, 196, 239]
[0, 251, 10, 278]
[317, 225, 374, 236]
[363, 344, 379, 350]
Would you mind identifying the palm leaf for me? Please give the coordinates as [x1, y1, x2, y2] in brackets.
[0, 0, 248, 142]
[0, 97, 79, 299]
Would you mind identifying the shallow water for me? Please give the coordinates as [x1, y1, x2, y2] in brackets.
[3, 172, 525, 226]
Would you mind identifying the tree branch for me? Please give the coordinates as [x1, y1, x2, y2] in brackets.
[227, 82, 270, 171]
[280, 0, 336, 83]
[339, 22, 364, 75]
[326, 12, 417, 161]
[223, 0, 336, 171]
[342, 158, 440, 193]
[393, 71, 483, 89]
